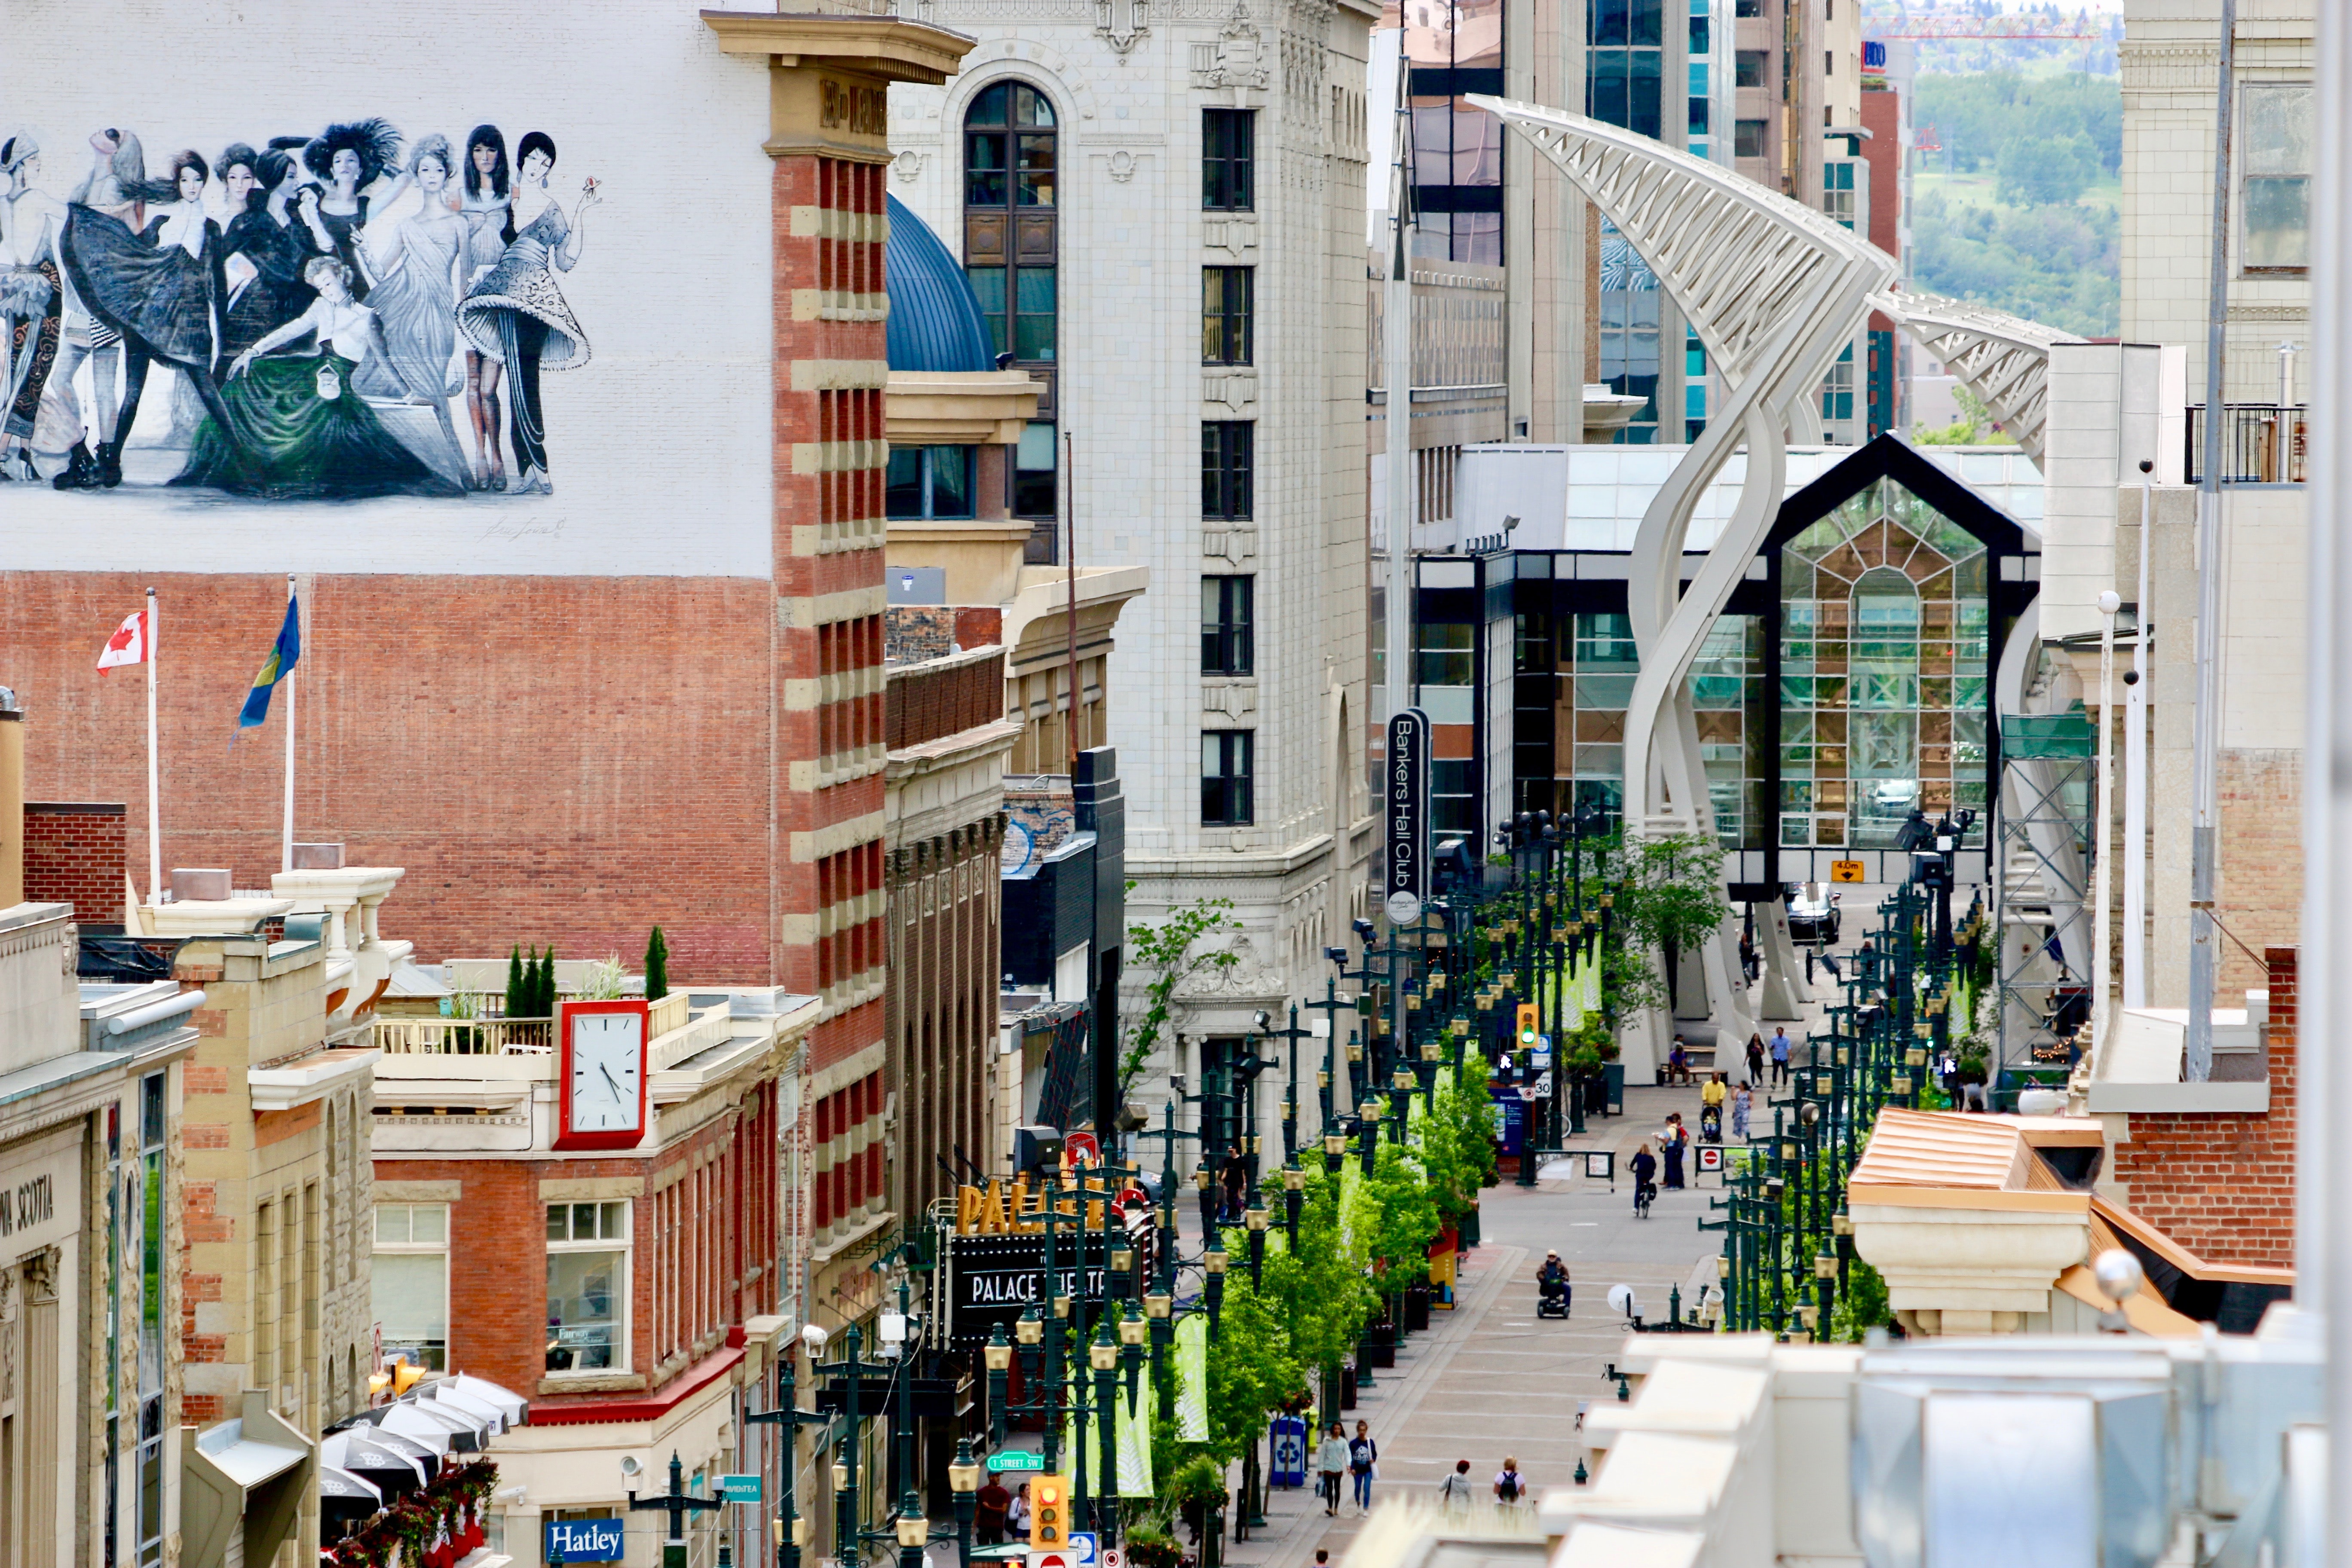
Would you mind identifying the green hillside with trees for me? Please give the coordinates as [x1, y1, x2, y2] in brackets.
[1908, 71, 2122, 338]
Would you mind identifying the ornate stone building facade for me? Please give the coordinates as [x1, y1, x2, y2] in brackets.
[888, 0, 1380, 1145]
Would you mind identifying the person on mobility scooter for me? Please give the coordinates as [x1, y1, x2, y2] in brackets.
[1537, 1250, 1571, 1318]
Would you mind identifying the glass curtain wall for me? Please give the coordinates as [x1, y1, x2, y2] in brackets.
[1778, 478, 1990, 849]
[1391, 0, 1506, 263]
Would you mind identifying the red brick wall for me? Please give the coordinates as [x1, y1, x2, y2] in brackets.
[2108, 946, 2298, 1266]
[0, 574, 772, 977]
[23, 800, 125, 921]
[2219, 749, 2301, 993]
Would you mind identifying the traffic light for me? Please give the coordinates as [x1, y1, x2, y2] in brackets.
[1031, 1474, 1069, 1547]
[1516, 1004, 1540, 1049]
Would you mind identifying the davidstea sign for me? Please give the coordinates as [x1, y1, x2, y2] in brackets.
[545, 1518, 626, 1563]
[1384, 708, 1431, 924]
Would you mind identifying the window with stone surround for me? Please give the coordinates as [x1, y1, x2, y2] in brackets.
[1202, 730, 1256, 825]
[1202, 267, 1254, 366]
[1201, 576, 1256, 676]
[2242, 82, 2312, 273]
[1204, 109, 1256, 210]
[545, 1201, 630, 1374]
[1201, 422, 1254, 521]
[372, 1203, 449, 1372]
[887, 446, 977, 520]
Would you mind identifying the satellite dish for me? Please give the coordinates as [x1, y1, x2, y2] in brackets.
[1607, 1284, 1637, 1318]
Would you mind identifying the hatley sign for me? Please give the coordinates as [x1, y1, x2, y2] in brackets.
[1384, 708, 1430, 925]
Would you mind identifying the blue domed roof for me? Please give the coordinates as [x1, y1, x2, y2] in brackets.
[885, 195, 996, 375]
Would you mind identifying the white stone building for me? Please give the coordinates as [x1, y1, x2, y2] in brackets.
[888, 0, 1382, 1133]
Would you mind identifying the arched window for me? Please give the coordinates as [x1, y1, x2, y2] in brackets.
[964, 81, 1060, 539]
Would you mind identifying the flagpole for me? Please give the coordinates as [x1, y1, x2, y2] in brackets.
[145, 586, 161, 902]
[281, 574, 296, 873]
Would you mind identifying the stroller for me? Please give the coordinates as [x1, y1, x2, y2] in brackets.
[1700, 1102, 1723, 1144]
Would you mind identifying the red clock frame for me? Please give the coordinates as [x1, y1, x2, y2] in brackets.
[555, 998, 652, 1151]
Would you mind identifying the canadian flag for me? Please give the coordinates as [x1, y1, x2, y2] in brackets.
[96, 609, 149, 673]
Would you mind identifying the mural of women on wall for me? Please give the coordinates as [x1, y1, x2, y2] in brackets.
[24, 112, 597, 502]
[456, 124, 515, 490]
[183, 255, 459, 499]
[354, 133, 469, 481]
[457, 131, 596, 497]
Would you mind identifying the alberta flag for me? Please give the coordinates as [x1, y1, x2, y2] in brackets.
[238, 595, 301, 728]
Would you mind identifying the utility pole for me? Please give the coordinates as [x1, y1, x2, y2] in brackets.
[2186, 0, 2236, 1081]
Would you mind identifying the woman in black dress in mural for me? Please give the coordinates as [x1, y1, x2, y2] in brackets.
[59, 142, 237, 484]
[300, 119, 400, 300]
[457, 131, 596, 497]
[214, 142, 326, 366]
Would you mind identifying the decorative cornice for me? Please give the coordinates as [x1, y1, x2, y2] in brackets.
[701, 11, 978, 84]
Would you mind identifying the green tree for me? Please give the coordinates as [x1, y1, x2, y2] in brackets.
[1360, 1143, 1440, 1290]
[1996, 130, 2096, 208]
[1412, 1070, 1499, 1227]
[1119, 897, 1243, 1101]
[503, 944, 526, 1020]
[535, 946, 557, 1017]
[644, 926, 670, 1001]
[1199, 1271, 1305, 1463]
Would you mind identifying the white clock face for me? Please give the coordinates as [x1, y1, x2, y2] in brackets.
[568, 1014, 645, 1133]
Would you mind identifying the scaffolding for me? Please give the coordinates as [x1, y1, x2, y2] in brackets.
[1994, 712, 2095, 1078]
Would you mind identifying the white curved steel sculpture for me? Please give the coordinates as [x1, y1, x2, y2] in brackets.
[1873, 289, 2079, 466]
[1471, 96, 1896, 1058]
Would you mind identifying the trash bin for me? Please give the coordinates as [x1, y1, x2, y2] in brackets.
[1404, 1285, 1431, 1332]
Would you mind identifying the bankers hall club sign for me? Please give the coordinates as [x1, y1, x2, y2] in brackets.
[948, 1232, 1152, 1348]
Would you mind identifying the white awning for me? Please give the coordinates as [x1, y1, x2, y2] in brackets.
[377, 1405, 456, 1454]
[449, 1372, 529, 1426]
[196, 1427, 306, 1489]
[423, 1383, 508, 1435]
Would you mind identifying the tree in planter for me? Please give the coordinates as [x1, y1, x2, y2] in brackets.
[1118, 896, 1244, 1103]
[1245, 1163, 1375, 1391]
[644, 925, 670, 1001]
[1199, 1269, 1306, 1463]
[503, 944, 527, 1020]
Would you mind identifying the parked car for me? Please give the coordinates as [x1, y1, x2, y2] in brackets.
[1786, 887, 1841, 946]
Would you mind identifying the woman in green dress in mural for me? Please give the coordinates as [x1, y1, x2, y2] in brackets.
[177, 255, 460, 499]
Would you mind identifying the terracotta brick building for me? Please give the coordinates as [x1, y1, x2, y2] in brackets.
[2106, 946, 2300, 1269]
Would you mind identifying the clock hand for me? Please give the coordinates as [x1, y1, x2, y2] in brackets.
[600, 1063, 625, 1101]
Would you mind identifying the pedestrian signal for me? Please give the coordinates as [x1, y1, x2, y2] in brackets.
[1516, 1004, 1540, 1047]
[1032, 1475, 1069, 1547]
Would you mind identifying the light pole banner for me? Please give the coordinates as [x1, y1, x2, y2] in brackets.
[1117, 1361, 1155, 1495]
[1384, 708, 1431, 925]
[1174, 1314, 1210, 1441]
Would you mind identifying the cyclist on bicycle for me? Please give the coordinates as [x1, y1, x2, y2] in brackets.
[1629, 1142, 1658, 1217]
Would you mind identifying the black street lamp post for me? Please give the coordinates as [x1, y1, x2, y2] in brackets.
[628, 1451, 723, 1568]
[745, 1360, 829, 1568]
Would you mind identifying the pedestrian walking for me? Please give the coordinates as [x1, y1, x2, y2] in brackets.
[976, 1475, 1012, 1545]
[1439, 1460, 1476, 1513]
[1630, 1142, 1657, 1214]
[1660, 1114, 1688, 1189]
[1350, 1420, 1380, 1513]
[1770, 1027, 1792, 1085]
[1222, 1145, 1247, 1222]
[1744, 1032, 1766, 1085]
[1007, 1482, 1032, 1539]
[1731, 1080, 1752, 1141]
[1315, 1421, 1350, 1516]
[1493, 1457, 1528, 1509]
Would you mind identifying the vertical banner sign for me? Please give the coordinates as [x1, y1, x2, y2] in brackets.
[1174, 1314, 1210, 1441]
[1385, 707, 1431, 924]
